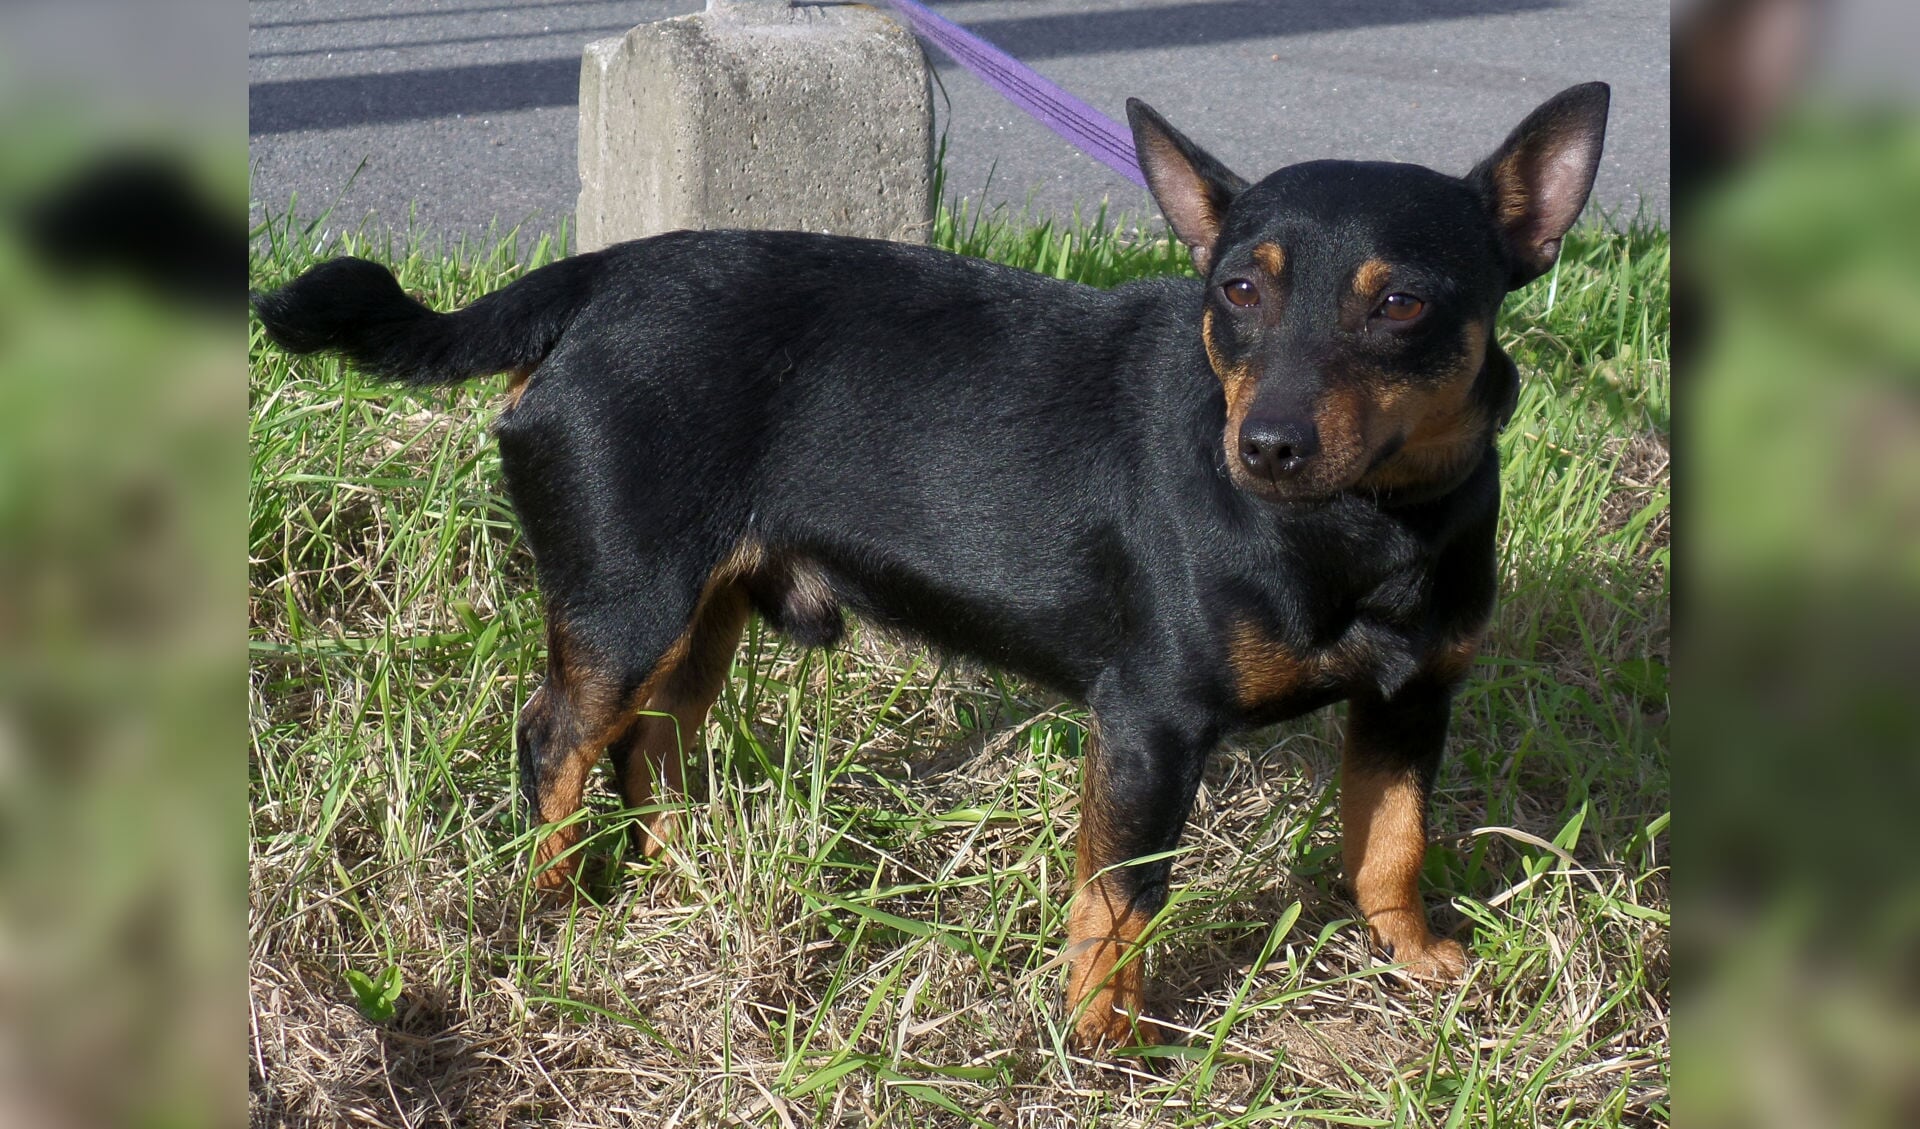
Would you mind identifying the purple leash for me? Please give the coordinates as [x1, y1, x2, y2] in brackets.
[876, 0, 1146, 189]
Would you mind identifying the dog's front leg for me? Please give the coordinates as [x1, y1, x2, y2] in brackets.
[1065, 711, 1210, 1049]
[1340, 680, 1469, 981]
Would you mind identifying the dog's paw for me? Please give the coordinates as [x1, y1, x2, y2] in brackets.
[531, 859, 581, 893]
[1396, 936, 1469, 982]
[530, 834, 583, 894]
[1367, 912, 1469, 982]
[633, 807, 684, 859]
[1070, 1005, 1165, 1053]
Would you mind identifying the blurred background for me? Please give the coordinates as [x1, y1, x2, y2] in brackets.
[0, 1, 239, 1126]
[1676, 0, 1920, 1126]
[0, 0, 1913, 1124]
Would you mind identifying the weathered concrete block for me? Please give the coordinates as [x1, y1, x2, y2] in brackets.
[577, 0, 934, 250]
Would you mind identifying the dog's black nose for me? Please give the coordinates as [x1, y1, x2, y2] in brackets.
[1239, 418, 1319, 479]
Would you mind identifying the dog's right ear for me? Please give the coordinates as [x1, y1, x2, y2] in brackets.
[1128, 99, 1248, 276]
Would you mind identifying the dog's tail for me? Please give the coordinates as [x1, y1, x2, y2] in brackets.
[251, 253, 602, 386]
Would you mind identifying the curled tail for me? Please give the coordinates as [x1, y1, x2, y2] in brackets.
[251, 252, 602, 386]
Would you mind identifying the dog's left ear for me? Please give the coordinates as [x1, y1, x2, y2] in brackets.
[1469, 82, 1611, 287]
[1128, 99, 1249, 276]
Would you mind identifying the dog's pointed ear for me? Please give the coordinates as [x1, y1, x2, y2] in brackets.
[1128, 99, 1249, 276]
[1468, 82, 1611, 287]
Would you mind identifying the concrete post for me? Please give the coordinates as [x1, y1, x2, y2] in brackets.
[576, 0, 935, 251]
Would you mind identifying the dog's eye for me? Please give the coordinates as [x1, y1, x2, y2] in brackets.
[1222, 279, 1260, 308]
[1378, 293, 1425, 322]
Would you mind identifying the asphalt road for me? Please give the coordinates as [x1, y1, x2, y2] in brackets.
[249, 0, 1668, 253]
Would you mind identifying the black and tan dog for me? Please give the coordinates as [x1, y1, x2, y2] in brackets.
[254, 83, 1609, 1048]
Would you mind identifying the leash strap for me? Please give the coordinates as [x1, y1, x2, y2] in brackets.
[877, 0, 1146, 189]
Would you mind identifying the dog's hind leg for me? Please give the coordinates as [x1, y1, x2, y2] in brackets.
[515, 619, 654, 890]
[605, 581, 751, 857]
[516, 545, 760, 889]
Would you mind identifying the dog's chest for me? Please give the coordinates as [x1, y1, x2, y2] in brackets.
[1216, 518, 1448, 718]
[1223, 596, 1431, 716]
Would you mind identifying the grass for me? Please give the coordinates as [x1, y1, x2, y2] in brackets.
[248, 203, 1669, 1127]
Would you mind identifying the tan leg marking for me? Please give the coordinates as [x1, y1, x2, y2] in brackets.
[1065, 732, 1164, 1048]
[1340, 757, 1467, 980]
[1067, 862, 1159, 1047]
[529, 627, 657, 889]
[615, 583, 750, 856]
[530, 545, 762, 889]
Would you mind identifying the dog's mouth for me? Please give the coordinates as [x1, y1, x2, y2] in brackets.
[1222, 425, 1376, 504]
[1225, 456, 1352, 505]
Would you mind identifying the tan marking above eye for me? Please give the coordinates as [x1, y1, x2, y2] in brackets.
[1352, 259, 1393, 297]
[1223, 279, 1260, 307]
[1252, 242, 1286, 278]
[1378, 293, 1426, 321]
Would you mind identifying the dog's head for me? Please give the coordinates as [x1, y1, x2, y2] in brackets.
[1128, 83, 1610, 503]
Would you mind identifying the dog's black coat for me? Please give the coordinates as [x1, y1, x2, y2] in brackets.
[263, 230, 1496, 717]
[254, 82, 1610, 1046]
